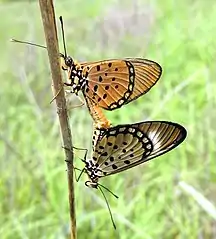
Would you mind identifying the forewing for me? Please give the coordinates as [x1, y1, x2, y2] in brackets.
[92, 121, 186, 177]
[92, 125, 154, 176]
[82, 58, 162, 110]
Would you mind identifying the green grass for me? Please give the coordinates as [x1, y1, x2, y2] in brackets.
[1, 0, 216, 238]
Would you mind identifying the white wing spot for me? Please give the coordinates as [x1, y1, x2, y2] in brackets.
[110, 130, 117, 135]
[110, 103, 117, 109]
[128, 128, 135, 133]
[119, 99, 124, 105]
[119, 127, 126, 132]
[146, 144, 152, 150]
[143, 137, 149, 143]
[129, 83, 133, 91]
[125, 92, 131, 98]
[137, 131, 143, 137]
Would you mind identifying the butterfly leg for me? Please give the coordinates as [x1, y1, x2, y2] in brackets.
[62, 146, 86, 182]
[65, 91, 85, 109]
[50, 84, 64, 104]
[73, 167, 84, 182]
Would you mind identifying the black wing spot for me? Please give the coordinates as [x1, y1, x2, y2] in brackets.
[129, 153, 134, 157]
[97, 65, 100, 71]
[112, 77, 115, 81]
[99, 76, 103, 82]
[115, 85, 119, 89]
[112, 164, 117, 169]
[124, 160, 130, 164]
[98, 97, 102, 102]
[104, 161, 109, 166]
[99, 146, 104, 150]
[94, 85, 98, 92]
[107, 142, 113, 146]
[105, 73, 108, 76]
[103, 94, 107, 99]
[108, 63, 112, 67]
[122, 149, 127, 153]
[115, 68, 118, 71]
[101, 152, 108, 157]
[93, 156, 97, 161]
[113, 145, 118, 150]
[86, 88, 90, 93]
[123, 142, 128, 145]
[110, 156, 114, 162]
[105, 86, 109, 90]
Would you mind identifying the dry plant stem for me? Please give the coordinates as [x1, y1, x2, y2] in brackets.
[38, 1, 76, 239]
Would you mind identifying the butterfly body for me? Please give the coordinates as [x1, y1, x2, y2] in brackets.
[61, 54, 162, 110]
[81, 121, 187, 189]
[61, 55, 89, 94]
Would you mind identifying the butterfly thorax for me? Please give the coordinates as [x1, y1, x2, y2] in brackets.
[60, 54, 89, 94]
[85, 160, 103, 188]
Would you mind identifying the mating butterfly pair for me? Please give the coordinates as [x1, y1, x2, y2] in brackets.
[58, 17, 187, 228]
[12, 16, 187, 230]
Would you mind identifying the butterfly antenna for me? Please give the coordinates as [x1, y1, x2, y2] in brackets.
[10, 39, 47, 49]
[98, 185, 117, 230]
[59, 16, 67, 58]
[98, 183, 119, 199]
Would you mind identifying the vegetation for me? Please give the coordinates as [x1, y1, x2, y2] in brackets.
[1, 0, 216, 238]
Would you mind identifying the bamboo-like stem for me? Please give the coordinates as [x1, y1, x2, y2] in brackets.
[38, 1, 76, 238]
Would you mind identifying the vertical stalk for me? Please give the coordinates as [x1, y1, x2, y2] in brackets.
[38, 1, 76, 238]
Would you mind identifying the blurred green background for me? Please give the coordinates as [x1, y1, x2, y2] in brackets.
[1, 0, 216, 238]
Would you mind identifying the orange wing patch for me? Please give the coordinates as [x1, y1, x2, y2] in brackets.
[84, 60, 134, 110]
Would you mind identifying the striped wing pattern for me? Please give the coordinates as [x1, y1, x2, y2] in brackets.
[87, 121, 186, 177]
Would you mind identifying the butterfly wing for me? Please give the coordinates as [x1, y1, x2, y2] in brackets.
[91, 121, 187, 177]
[82, 58, 162, 110]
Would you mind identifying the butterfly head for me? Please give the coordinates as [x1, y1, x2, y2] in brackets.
[85, 180, 98, 189]
[60, 53, 74, 70]
[60, 53, 87, 94]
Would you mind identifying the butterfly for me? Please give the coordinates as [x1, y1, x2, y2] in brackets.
[79, 121, 187, 189]
[75, 120, 186, 228]
[61, 55, 162, 111]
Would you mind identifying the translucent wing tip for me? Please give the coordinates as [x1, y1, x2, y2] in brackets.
[146, 121, 187, 152]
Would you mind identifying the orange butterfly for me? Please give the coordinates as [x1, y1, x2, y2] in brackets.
[59, 16, 162, 112]
[61, 55, 162, 111]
